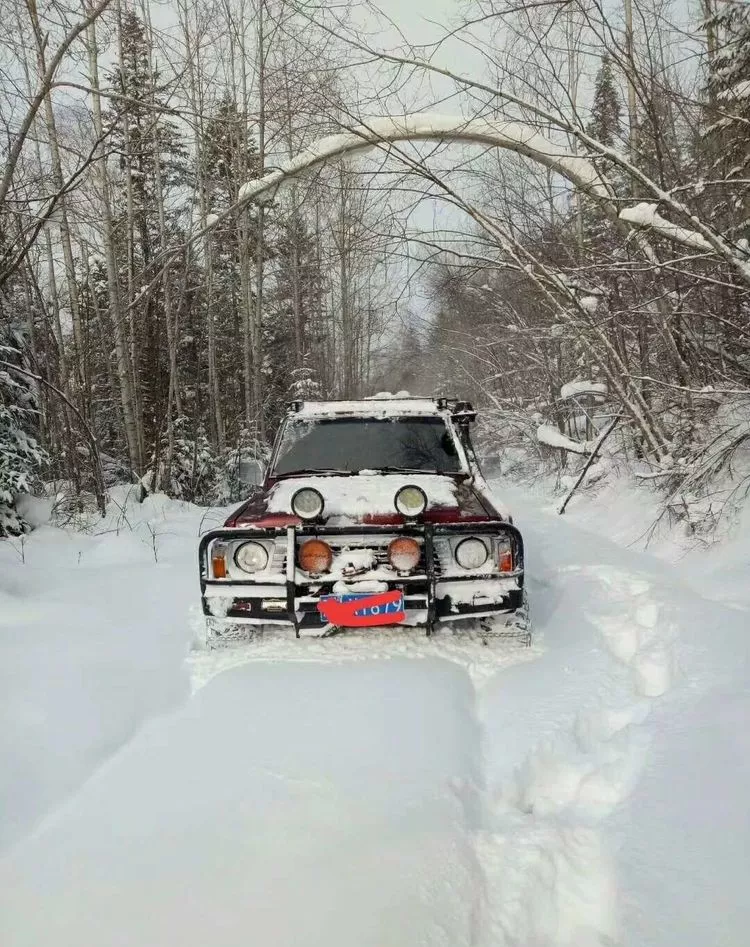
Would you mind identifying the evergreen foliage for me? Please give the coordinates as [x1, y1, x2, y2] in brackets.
[0, 336, 46, 535]
[705, 0, 750, 236]
[586, 56, 622, 147]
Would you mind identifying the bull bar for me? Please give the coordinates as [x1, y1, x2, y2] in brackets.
[199, 519, 525, 637]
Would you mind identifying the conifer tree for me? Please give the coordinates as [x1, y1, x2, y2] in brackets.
[586, 55, 622, 147]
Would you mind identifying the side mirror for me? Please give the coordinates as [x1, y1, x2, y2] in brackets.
[238, 458, 265, 488]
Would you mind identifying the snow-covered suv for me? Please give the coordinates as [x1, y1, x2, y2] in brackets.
[199, 396, 528, 644]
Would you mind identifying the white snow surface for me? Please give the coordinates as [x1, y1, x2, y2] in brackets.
[2, 479, 750, 947]
[266, 473, 459, 517]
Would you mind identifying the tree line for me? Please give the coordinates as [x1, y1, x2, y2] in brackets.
[1, 0, 749, 533]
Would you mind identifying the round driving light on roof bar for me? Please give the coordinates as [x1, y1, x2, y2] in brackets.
[291, 487, 324, 520]
[394, 485, 427, 518]
[455, 537, 489, 570]
[234, 541, 269, 574]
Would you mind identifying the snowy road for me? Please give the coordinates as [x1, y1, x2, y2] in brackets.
[1, 486, 749, 946]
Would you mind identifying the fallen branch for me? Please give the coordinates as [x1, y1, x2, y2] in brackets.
[558, 415, 621, 515]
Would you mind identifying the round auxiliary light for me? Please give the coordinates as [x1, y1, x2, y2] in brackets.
[234, 541, 269, 574]
[394, 485, 427, 518]
[291, 487, 324, 521]
[298, 539, 333, 574]
[388, 537, 421, 573]
[455, 537, 489, 570]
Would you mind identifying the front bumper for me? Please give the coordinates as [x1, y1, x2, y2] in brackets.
[199, 521, 525, 636]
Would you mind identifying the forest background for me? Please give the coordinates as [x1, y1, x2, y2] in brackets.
[1, 0, 749, 540]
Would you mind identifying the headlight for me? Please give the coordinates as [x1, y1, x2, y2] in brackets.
[455, 537, 489, 570]
[291, 487, 324, 520]
[388, 537, 421, 573]
[234, 541, 269, 573]
[394, 485, 427, 518]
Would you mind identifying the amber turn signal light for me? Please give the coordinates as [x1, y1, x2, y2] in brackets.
[498, 550, 513, 573]
[212, 548, 228, 578]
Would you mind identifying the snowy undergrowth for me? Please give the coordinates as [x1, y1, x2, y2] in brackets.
[0, 486, 227, 851]
[2, 482, 749, 946]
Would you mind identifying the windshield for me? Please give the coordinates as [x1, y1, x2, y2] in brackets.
[271, 416, 464, 476]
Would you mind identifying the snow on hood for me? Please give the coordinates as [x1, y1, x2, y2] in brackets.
[266, 474, 458, 519]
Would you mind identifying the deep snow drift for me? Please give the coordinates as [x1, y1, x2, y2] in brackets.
[1, 483, 749, 946]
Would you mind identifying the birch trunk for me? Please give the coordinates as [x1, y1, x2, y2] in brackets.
[86, 14, 142, 474]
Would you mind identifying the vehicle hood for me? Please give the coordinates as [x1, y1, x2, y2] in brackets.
[227, 473, 507, 527]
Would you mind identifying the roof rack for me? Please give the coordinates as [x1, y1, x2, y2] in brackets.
[286, 397, 476, 420]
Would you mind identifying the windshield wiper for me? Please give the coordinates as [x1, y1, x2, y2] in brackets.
[375, 466, 443, 474]
[273, 467, 353, 478]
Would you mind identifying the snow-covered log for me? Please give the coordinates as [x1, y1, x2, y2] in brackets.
[560, 381, 608, 402]
[537, 424, 592, 455]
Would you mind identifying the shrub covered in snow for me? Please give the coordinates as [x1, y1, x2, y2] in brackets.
[0, 339, 47, 536]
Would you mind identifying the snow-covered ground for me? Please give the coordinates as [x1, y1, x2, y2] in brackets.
[1, 481, 749, 946]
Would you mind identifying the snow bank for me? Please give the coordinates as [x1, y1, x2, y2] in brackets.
[0, 488, 225, 851]
[475, 497, 750, 946]
[4, 474, 750, 947]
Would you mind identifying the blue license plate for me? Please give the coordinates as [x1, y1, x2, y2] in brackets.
[319, 592, 404, 622]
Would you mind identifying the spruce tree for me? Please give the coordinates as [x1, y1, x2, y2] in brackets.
[586, 55, 622, 147]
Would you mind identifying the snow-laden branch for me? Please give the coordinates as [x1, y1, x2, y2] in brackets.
[205, 114, 747, 273]
[619, 203, 714, 254]
[234, 115, 611, 206]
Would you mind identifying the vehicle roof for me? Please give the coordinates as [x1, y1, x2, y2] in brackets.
[290, 397, 450, 420]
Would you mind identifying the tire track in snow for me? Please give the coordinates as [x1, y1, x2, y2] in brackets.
[469, 566, 679, 947]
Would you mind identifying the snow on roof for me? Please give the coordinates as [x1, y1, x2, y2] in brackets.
[293, 399, 446, 419]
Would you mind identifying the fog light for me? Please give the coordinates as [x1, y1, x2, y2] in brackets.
[394, 485, 427, 517]
[299, 539, 333, 574]
[388, 537, 421, 572]
[292, 487, 324, 520]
